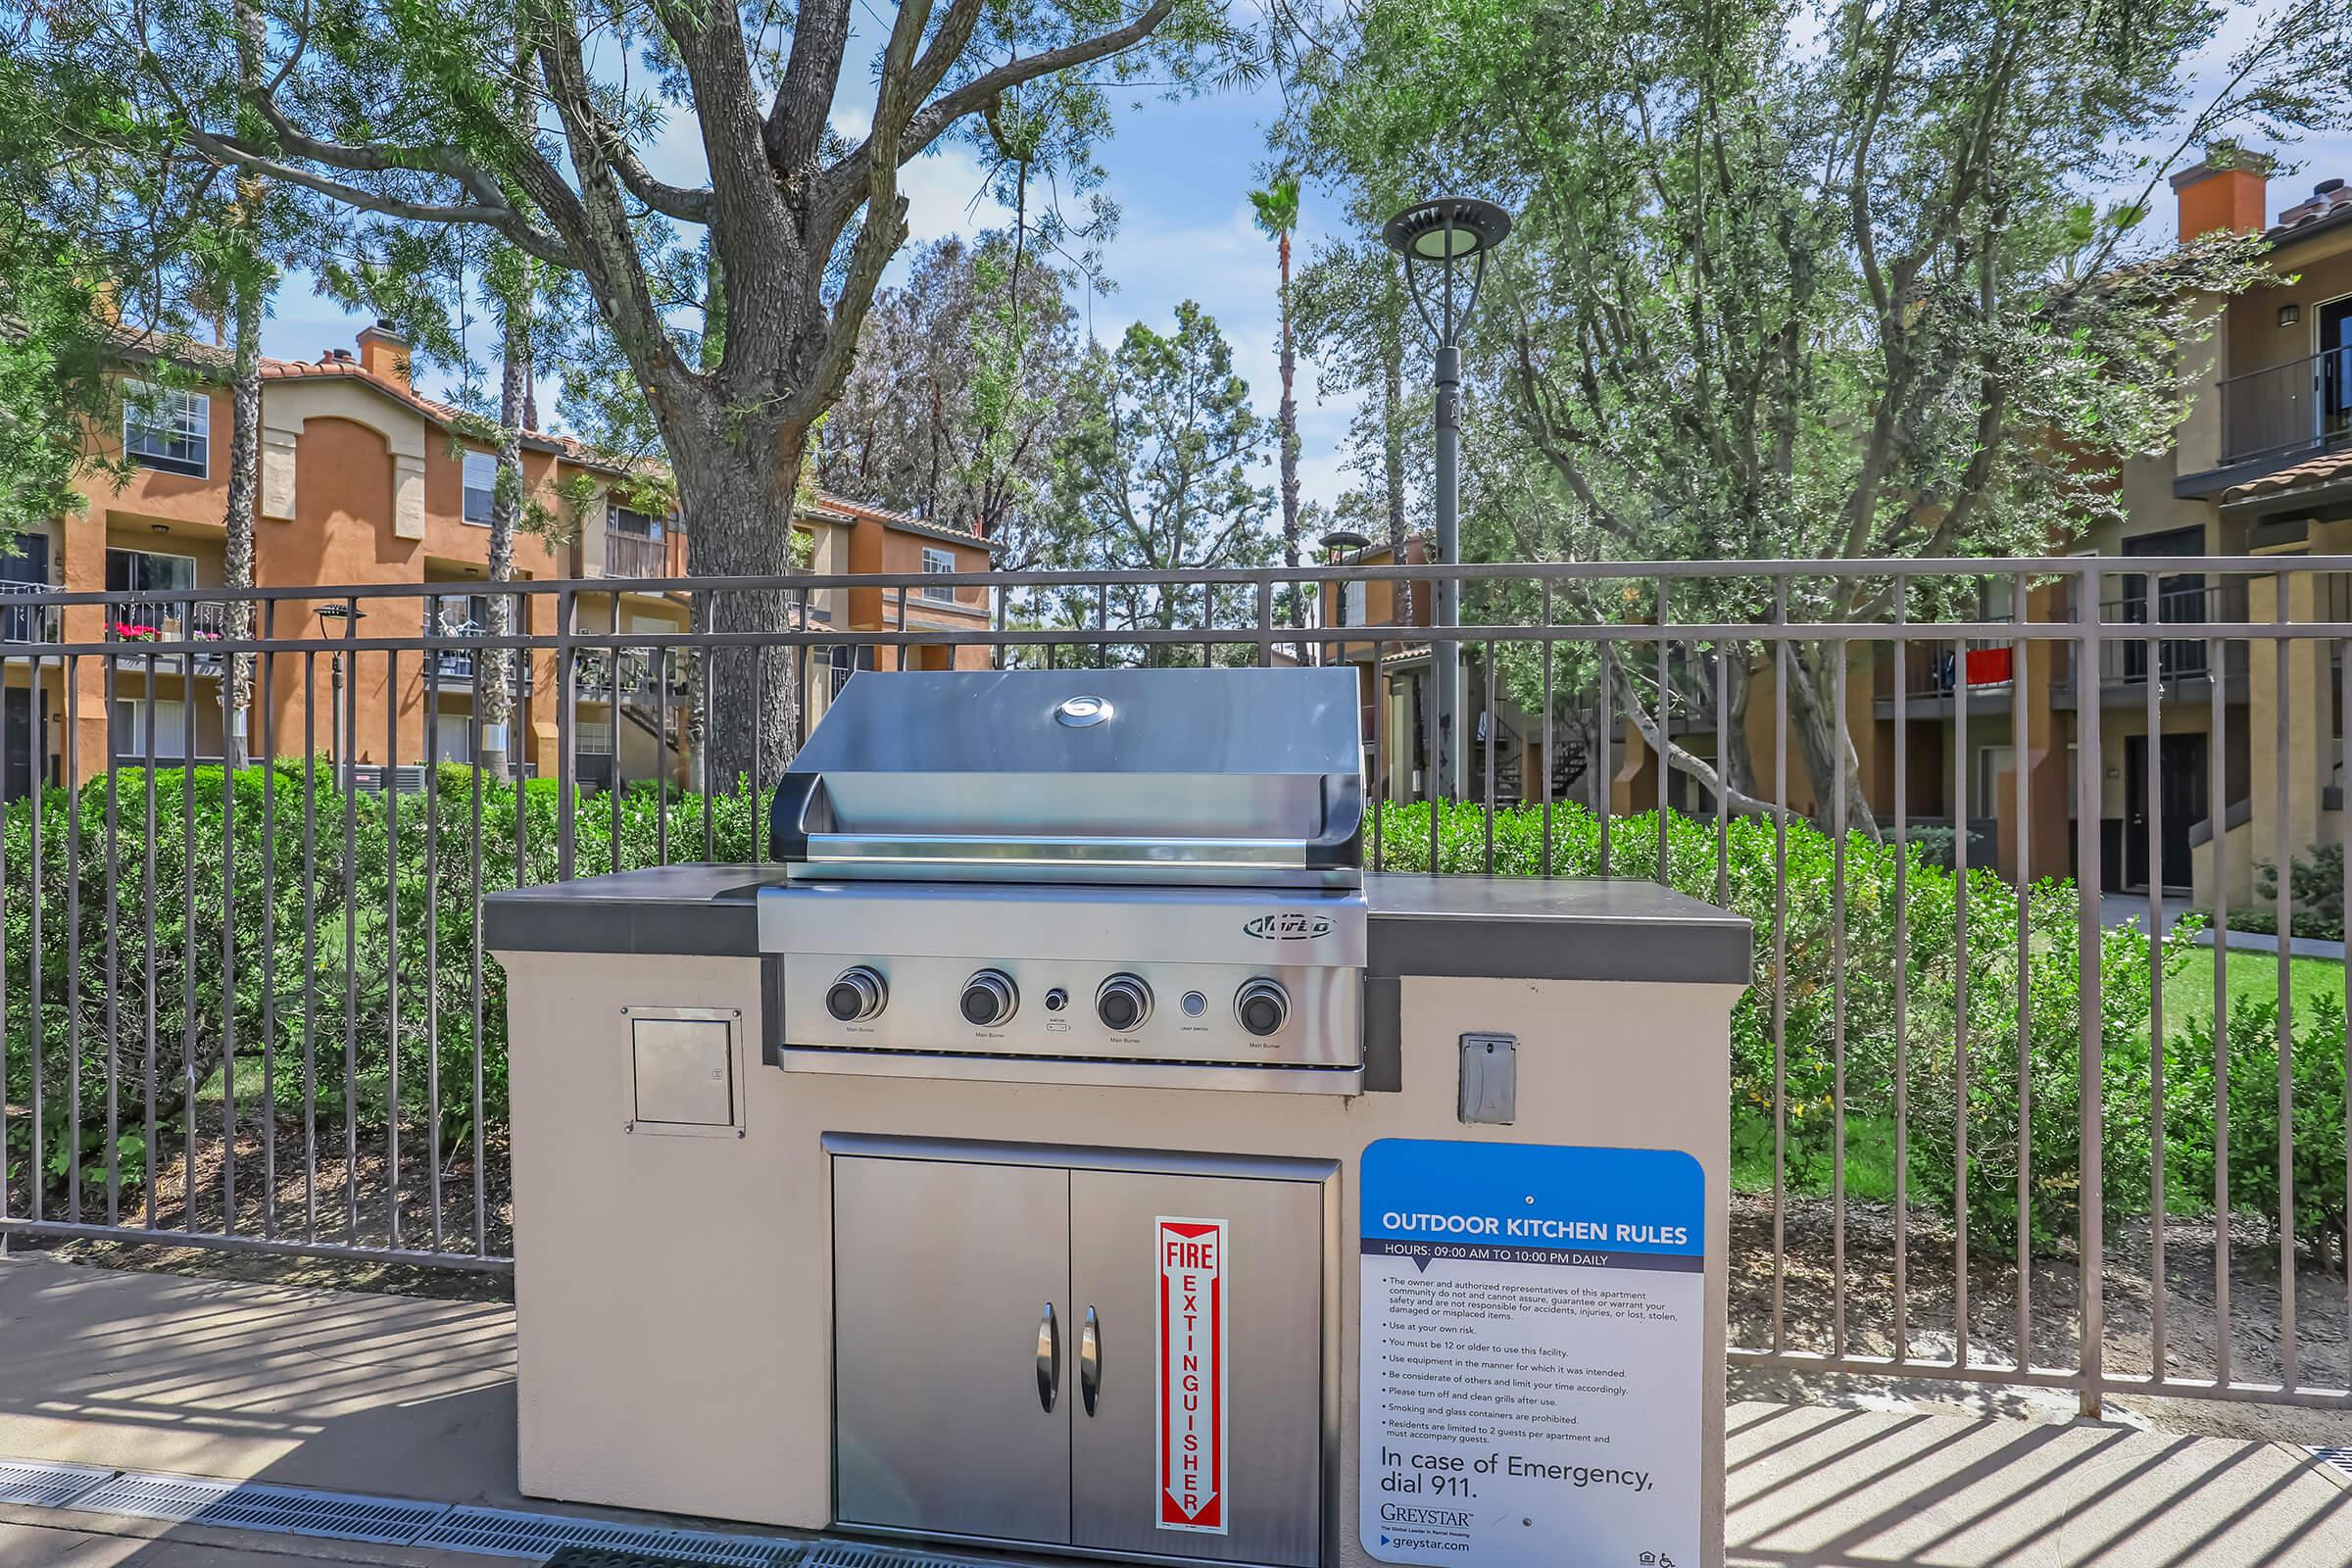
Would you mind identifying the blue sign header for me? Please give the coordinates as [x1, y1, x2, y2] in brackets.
[1360, 1140, 1704, 1258]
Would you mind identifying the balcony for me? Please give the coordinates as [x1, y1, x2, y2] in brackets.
[430, 622, 532, 692]
[2219, 346, 2352, 466]
[0, 582, 59, 644]
[604, 529, 680, 579]
[107, 598, 227, 672]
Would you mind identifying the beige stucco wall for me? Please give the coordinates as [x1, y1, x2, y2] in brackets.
[496, 949, 1738, 1568]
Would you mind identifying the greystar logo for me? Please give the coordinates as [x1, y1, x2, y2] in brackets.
[1243, 911, 1334, 941]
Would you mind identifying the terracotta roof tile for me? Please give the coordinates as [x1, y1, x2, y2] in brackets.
[2222, 444, 2352, 504]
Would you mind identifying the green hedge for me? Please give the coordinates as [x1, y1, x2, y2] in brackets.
[1373, 800, 2341, 1255]
[3, 777, 2341, 1259]
[1, 762, 760, 1202]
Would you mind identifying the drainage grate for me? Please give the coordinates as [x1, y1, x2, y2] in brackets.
[2311, 1446, 2352, 1479]
[548, 1550, 781, 1568]
[416, 1504, 798, 1565]
[0, 1459, 114, 1510]
[800, 1546, 998, 1568]
[66, 1472, 454, 1545]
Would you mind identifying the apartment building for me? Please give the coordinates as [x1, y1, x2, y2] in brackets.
[2, 322, 993, 796]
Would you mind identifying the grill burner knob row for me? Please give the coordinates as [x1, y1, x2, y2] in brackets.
[825, 965, 888, 1023]
[960, 969, 1019, 1027]
[1096, 974, 1152, 1033]
[1236, 978, 1291, 1037]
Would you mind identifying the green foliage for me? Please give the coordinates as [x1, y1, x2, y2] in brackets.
[2169, 993, 2352, 1262]
[0, 763, 759, 1207]
[2240, 842, 2348, 943]
[1373, 804, 2342, 1259]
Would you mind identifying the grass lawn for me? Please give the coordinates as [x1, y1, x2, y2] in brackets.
[2158, 946, 2344, 1039]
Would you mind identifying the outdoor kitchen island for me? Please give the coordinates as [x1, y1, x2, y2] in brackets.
[485, 668, 1750, 1568]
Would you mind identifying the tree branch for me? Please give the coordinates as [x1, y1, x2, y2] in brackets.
[818, 0, 1175, 241]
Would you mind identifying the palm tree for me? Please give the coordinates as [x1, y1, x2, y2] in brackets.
[1249, 176, 1302, 636]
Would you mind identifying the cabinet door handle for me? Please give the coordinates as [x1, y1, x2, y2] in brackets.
[1080, 1305, 1102, 1417]
[1037, 1302, 1060, 1413]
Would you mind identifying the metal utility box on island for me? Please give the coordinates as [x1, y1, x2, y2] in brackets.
[485, 666, 1750, 1568]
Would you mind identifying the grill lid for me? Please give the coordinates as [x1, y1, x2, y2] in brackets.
[768, 667, 1363, 888]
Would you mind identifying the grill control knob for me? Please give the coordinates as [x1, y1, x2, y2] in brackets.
[1096, 974, 1152, 1033]
[1236, 979, 1290, 1038]
[960, 969, 1019, 1028]
[825, 965, 887, 1023]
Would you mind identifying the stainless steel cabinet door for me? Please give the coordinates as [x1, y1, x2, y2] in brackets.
[833, 1155, 1072, 1544]
[1068, 1170, 1325, 1566]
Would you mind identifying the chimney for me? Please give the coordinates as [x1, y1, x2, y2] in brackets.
[355, 319, 412, 389]
[2171, 146, 2272, 241]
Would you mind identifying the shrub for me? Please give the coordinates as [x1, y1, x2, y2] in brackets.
[2234, 842, 2348, 943]
[1373, 799, 2194, 1252]
[2167, 991, 2351, 1263]
[2, 762, 760, 1208]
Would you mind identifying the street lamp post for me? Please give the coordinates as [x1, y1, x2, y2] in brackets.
[317, 602, 365, 774]
[1383, 197, 1509, 803]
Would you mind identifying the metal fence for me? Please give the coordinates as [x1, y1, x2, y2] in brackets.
[0, 557, 2346, 1419]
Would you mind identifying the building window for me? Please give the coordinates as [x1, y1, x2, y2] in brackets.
[114, 698, 187, 760]
[463, 451, 498, 525]
[920, 546, 957, 602]
[433, 711, 473, 763]
[123, 382, 209, 477]
[610, 504, 663, 538]
[1341, 581, 1367, 625]
[106, 547, 197, 598]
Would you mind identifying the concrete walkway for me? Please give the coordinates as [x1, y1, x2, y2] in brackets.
[5, 1254, 2352, 1566]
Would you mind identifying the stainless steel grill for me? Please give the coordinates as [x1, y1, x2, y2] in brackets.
[757, 668, 1370, 1091]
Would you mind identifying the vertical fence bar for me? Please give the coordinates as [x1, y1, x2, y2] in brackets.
[556, 591, 576, 881]
[1892, 601, 1909, 1359]
[1656, 585, 1670, 883]
[2341, 626, 2351, 1388]
[1713, 640, 1728, 908]
[2012, 572, 2032, 1368]
[1540, 582, 1554, 877]
[342, 619, 360, 1242]
[425, 632, 443, 1250]
[471, 664, 489, 1254]
[103, 654, 120, 1226]
[302, 649, 318, 1242]
[610, 598, 624, 874]
[2075, 562, 2105, 1417]
[64, 655, 80, 1224]
[0, 655, 10, 1231]
[656, 645, 671, 866]
[1954, 610, 1971, 1369]
[1771, 578, 1788, 1352]
[1371, 636, 1387, 873]
[258, 607, 277, 1237]
[2275, 574, 2296, 1392]
[142, 651, 158, 1230]
[2210, 614, 2231, 1388]
[27, 650, 42, 1223]
[385, 650, 402, 1248]
[2144, 574, 2166, 1382]
[1481, 640, 1495, 875]
[178, 657, 196, 1225]
[1831, 638, 1847, 1359]
[1598, 641, 1613, 877]
[218, 640, 237, 1233]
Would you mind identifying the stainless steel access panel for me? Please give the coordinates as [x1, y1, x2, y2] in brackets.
[828, 1137, 1336, 1567]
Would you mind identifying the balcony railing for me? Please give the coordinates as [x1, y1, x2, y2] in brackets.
[604, 529, 679, 579]
[0, 582, 60, 644]
[108, 598, 227, 671]
[430, 621, 533, 691]
[2219, 346, 2352, 466]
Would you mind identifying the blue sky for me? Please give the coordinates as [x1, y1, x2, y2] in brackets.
[256, 17, 2352, 520]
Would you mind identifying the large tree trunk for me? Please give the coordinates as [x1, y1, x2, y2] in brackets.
[1382, 337, 1406, 554]
[680, 423, 801, 793]
[221, 262, 261, 768]
[221, 0, 265, 768]
[1782, 640, 1881, 843]
[479, 316, 526, 783]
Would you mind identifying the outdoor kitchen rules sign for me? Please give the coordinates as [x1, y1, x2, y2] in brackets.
[1359, 1140, 1704, 1567]
[1156, 1215, 1228, 1535]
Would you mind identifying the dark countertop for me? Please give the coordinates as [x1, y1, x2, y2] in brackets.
[484, 865, 1752, 986]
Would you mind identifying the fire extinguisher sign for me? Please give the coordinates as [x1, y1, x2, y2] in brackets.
[1156, 1215, 1228, 1535]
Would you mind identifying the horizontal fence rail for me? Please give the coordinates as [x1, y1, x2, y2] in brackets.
[0, 558, 2343, 1418]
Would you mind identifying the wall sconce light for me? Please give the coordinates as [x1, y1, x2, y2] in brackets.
[2278, 303, 2302, 327]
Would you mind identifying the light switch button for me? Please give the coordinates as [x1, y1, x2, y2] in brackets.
[632, 1016, 735, 1126]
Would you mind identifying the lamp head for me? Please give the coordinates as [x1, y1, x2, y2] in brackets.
[1382, 198, 1511, 262]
